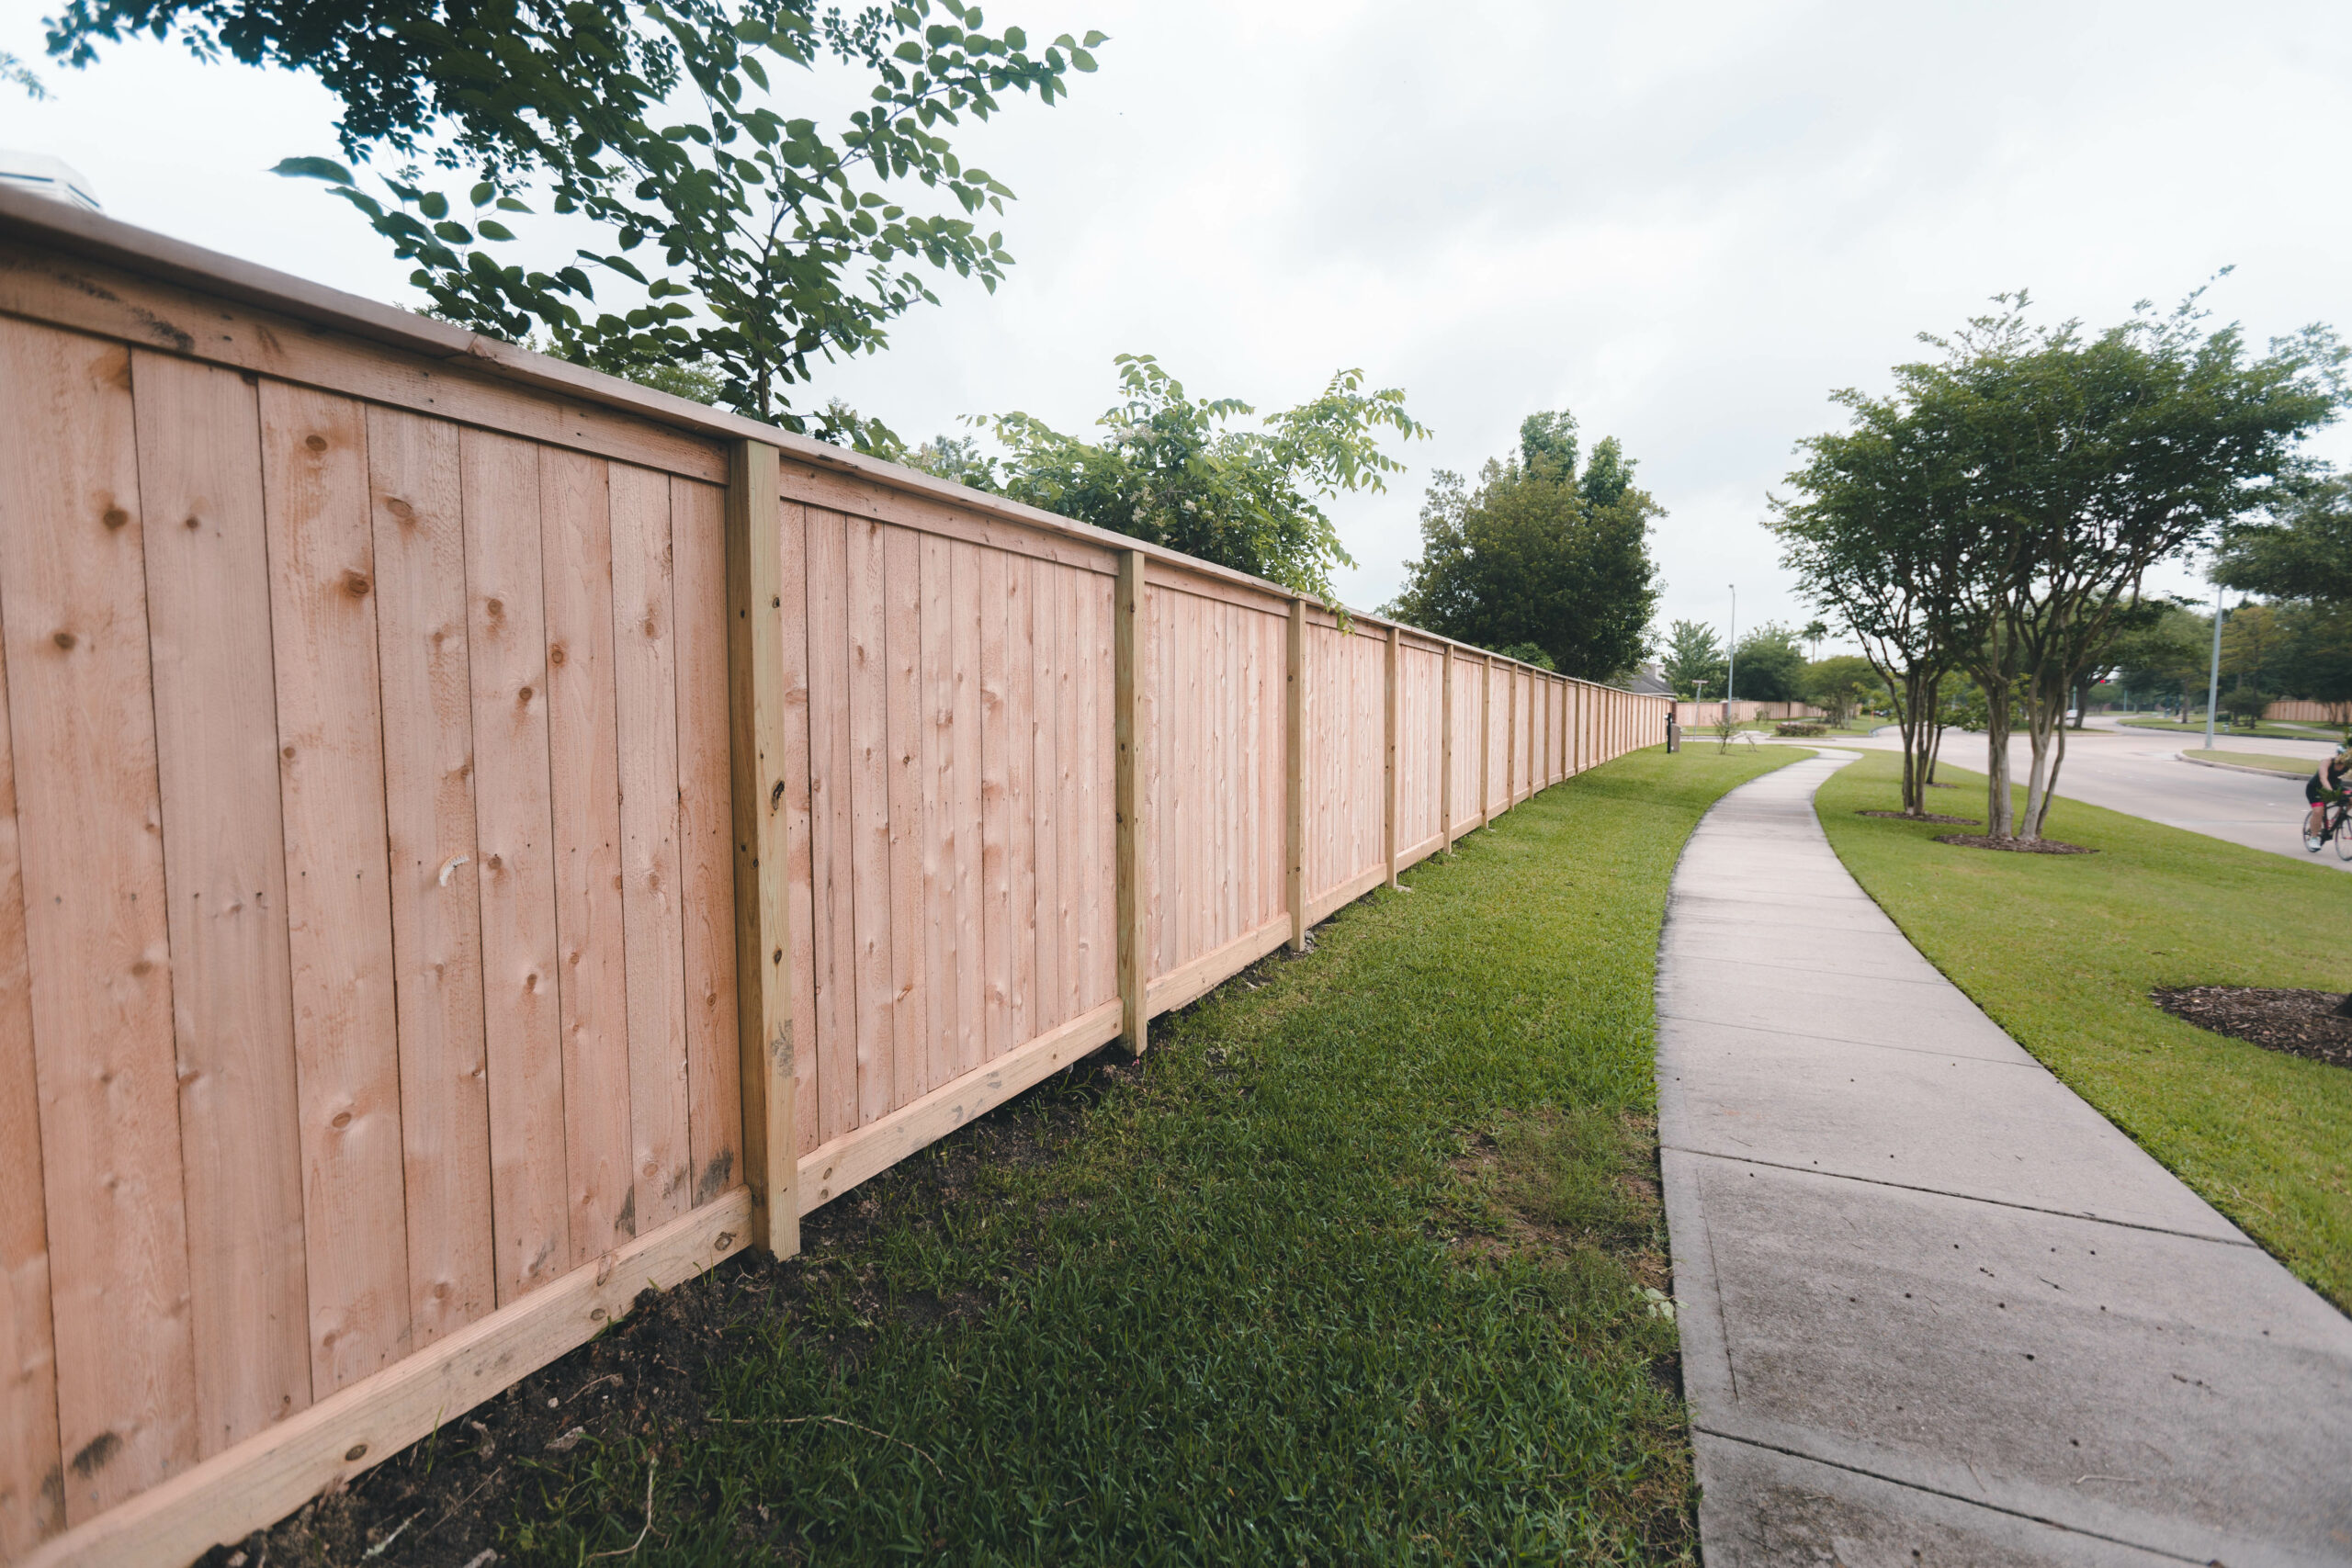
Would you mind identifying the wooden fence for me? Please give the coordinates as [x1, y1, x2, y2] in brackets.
[0, 190, 1668, 1565]
[2263, 699, 2352, 725]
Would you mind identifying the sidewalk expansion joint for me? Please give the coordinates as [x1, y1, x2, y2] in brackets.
[1690, 1426, 2217, 1567]
[1662, 1144, 2259, 1248]
[1655, 1010, 2048, 1066]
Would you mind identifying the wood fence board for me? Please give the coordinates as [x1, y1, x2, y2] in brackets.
[0, 616, 61, 1554]
[1089, 571, 1117, 1009]
[129, 353, 311, 1461]
[363, 405, 496, 1352]
[801, 508, 854, 1148]
[0, 656, 62, 1542]
[844, 518, 894, 1128]
[774, 502, 820, 1157]
[1027, 558, 1063, 1034]
[1005, 558, 1036, 1053]
[258, 381, 413, 1400]
[978, 546, 1011, 1063]
[2, 319, 200, 1522]
[669, 478, 740, 1208]
[881, 525, 928, 1106]
[918, 536, 956, 1094]
[455, 430, 569, 1303]
[608, 463, 694, 1232]
[949, 542, 985, 1077]
[537, 447, 635, 1254]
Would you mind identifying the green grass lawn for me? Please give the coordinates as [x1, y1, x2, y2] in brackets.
[2182, 749, 2315, 777]
[1814, 750, 2352, 1310]
[334, 743, 1789, 1567]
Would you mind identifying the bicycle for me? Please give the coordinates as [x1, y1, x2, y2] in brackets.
[2301, 794, 2352, 860]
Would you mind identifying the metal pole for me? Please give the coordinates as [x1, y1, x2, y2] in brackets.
[2203, 578, 2224, 751]
[1724, 586, 1738, 728]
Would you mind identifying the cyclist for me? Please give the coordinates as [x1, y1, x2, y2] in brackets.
[2304, 739, 2352, 840]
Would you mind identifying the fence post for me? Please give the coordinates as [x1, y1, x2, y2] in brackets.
[1506, 663, 1519, 807]
[1439, 644, 1453, 854]
[1384, 624, 1400, 888]
[1115, 549, 1147, 1054]
[1476, 658, 1496, 831]
[1286, 597, 1306, 952]
[724, 437, 798, 1258]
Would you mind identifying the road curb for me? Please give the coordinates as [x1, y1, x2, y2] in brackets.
[2176, 750, 2307, 780]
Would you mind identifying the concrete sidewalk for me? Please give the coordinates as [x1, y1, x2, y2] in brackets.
[1657, 750, 2352, 1568]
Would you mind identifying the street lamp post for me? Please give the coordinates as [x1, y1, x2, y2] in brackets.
[1724, 586, 1738, 728]
[2202, 578, 2224, 752]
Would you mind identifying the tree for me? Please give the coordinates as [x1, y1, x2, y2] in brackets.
[1729, 622, 1806, 701]
[1803, 655, 1880, 726]
[1800, 618, 1830, 660]
[946, 355, 1426, 604]
[1660, 619, 1724, 697]
[1784, 288, 2344, 839]
[3, 49, 45, 96]
[1772, 377, 1985, 815]
[2103, 601, 2209, 715]
[2217, 477, 2352, 602]
[51, 0, 1100, 440]
[1385, 411, 1662, 679]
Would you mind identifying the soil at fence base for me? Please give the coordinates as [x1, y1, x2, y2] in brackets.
[2151, 986, 2352, 1070]
[197, 1043, 1155, 1568]
[1856, 810, 1982, 826]
[1932, 833, 2098, 854]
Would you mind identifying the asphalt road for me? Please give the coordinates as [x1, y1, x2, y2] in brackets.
[1800, 717, 2352, 872]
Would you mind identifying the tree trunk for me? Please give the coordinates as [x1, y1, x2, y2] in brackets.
[2018, 698, 2062, 843]
[1984, 678, 2015, 837]
[1897, 671, 1925, 815]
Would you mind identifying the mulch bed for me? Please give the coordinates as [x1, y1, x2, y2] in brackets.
[2152, 987, 2352, 1070]
[1857, 810, 1982, 826]
[1933, 834, 2097, 854]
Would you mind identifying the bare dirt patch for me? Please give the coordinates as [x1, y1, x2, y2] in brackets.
[2151, 986, 2352, 1070]
[1933, 833, 2098, 854]
[1856, 810, 1982, 826]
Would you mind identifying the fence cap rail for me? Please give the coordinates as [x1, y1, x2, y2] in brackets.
[0, 186, 1661, 694]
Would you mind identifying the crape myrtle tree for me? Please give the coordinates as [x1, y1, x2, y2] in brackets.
[50, 0, 1102, 443]
[1772, 392, 1984, 817]
[902, 354, 1430, 604]
[1384, 411, 1662, 680]
[1780, 287, 2344, 839]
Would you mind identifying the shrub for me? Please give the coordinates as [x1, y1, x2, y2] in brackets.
[1775, 722, 1828, 737]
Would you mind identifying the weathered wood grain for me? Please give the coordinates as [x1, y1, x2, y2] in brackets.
[130, 352, 311, 1459]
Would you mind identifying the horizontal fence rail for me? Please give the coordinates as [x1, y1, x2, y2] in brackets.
[0, 189, 1668, 1565]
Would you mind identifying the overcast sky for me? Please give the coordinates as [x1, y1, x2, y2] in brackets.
[7, 0, 2348, 649]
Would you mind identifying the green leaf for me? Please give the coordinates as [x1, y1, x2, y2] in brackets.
[433, 220, 474, 243]
[1070, 49, 1095, 71]
[271, 156, 355, 186]
[1083, 29, 1108, 46]
[469, 182, 494, 208]
[477, 220, 517, 241]
[419, 190, 450, 220]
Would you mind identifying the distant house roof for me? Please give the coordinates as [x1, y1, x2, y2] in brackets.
[1628, 662, 1674, 696]
[0, 151, 102, 213]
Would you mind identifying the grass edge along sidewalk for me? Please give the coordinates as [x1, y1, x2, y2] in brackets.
[1814, 750, 2352, 1311]
[224, 744, 1796, 1568]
